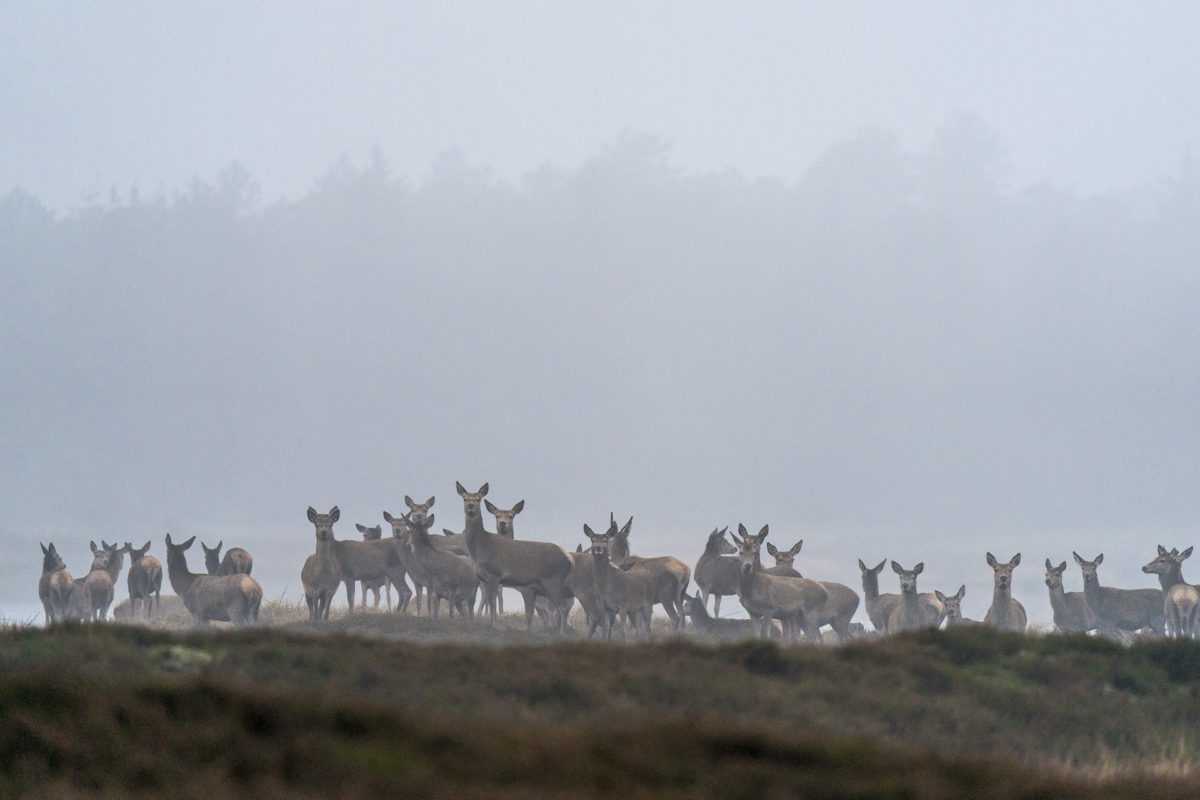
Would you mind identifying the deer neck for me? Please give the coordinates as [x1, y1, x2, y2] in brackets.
[862, 571, 880, 601]
[901, 587, 920, 617]
[1046, 580, 1069, 613]
[165, 549, 200, 596]
[463, 512, 488, 559]
[992, 581, 1012, 620]
[1156, 563, 1186, 591]
[592, 551, 612, 597]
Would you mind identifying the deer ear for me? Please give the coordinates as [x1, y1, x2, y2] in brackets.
[737, 523, 748, 537]
[1045, 558, 1053, 570]
[935, 590, 947, 602]
[957, 585, 966, 599]
[767, 543, 780, 556]
[986, 552, 997, 568]
[790, 541, 803, 556]
[484, 499, 498, 513]
[456, 481, 467, 496]
[91, 541, 99, 554]
[1095, 553, 1103, 565]
[426, 513, 435, 527]
[576, 544, 583, 552]
[1158, 544, 1169, 556]
[858, 558, 867, 572]
[426, 497, 435, 508]
[356, 524, 367, 532]
[914, 562, 924, 575]
[383, 511, 394, 523]
[181, 536, 195, 549]
[329, 507, 340, 523]
[1072, 551, 1085, 566]
[142, 540, 151, 551]
[891, 561, 903, 574]
[404, 496, 415, 508]
[41, 543, 49, 555]
[478, 483, 488, 496]
[1057, 561, 1066, 573]
[513, 500, 525, 514]
[583, 524, 595, 537]
[758, 524, 769, 539]
[307, 507, 318, 523]
[873, 558, 887, 573]
[1010, 553, 1020, 567]
[165, 533, 172, 546]
[1181, 546, 1194, 560]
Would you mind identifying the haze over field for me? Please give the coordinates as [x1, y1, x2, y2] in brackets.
[3, 3, 1199, 626]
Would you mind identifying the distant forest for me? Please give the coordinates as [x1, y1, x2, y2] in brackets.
[3, 121, 1199, 577]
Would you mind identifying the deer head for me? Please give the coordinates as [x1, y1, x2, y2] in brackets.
[891, 561, 923, 595]
[934, 585, 966, 622]
[307, 506, 340, 542]
[1044, 559, 1068, 589]
[1142, 545, 1193, 579]
[356, 523, 382, 541]
[484, 499, 525, 538]
[706, 527, 736, 555]
[986, 552, 1021, 591]
[125, 541, 152, 564]
[731, 524, 769, 577]
[1072, 551, 1102, 587]
[404, 495, 435, 525]
[767, 540, 803, 571]
[456, 482, 489, 521]
[41, 542, 66, 573]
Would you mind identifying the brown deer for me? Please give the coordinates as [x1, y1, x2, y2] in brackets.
[1044, 559, 1095, 633]
[458, 482, 573, 631]
[400, 511, 479, 618]
[566, 542, 614, 639]
[767, 540, 860, 643]
[730, 524, 827, 643]
[1074, 551, 1165, 639]
[401, 495, 440, 613]
[354, 523, 395, 610]
[983, 552, 1027, 633]
[609, 515, 691, 630]
[38, 543, 71, 624]
[201, 541, 253, 576]
[320, 510, 408, 613]
[888, 562, 930, 633]
[933, 585, 982, 627]
[858, 557, 942, 633]
[164, 533, 262, 624]
[584, 522, 655, 640]
[81, 541, 124, 621]
[124, 541, 163, 619]
[301, 506, 343, 621]
[694, 527, 740, 617]
[1141, 545, 1199, 639]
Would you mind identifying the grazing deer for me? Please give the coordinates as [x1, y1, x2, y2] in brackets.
[1074, 551, 1165, 639]
[983, 552, 1027, 633]
[301, 506, 343, 621]
[124, 541, 163, 620]
[730, 524, 827, 644]
[201, 541, 253, 576]
[1044, 559, 1095, 634]
[354, 523, 393, 610]
[1141, 545, 1199, 640]
[164, 533, 262, 625]
[767, 541, 860, 644]
[584, 522, 655, 640]
[680, 591, 760, 640]
[401, 511, 479, 618]
[933, 586, 982, 627]
[609, 516, 691, 631]
[888, 562, 931, 633]
[458, 482, 573, 631]
[38, 543, 71, 624]
[694, 527, 740, 617]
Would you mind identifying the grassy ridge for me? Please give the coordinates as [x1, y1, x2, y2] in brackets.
[3, 617, 1200, 798]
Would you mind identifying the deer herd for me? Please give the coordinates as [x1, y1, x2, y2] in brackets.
[33, 482, 1200, 644]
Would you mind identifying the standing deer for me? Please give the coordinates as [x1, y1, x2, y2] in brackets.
[1044, 559, 1095, 633]
[584, 522, 655, 641]
[767, 541, 860, 643]
[567, 542, 614, 639]
[301, 506, 343, 621]
[458, 482, 573, 631]
[164, 534, 262, 625]
[933, 586, 981, 627]
[38, 543, 71, 624]
[400, 511, 479, 618]
[354, 523, 393, 610]
[888, 562, 931, 633]
[858, 557, 941, 633]
[81, 541, 124, 621]
[124, 541, 163, 620]
[1141, 545, 1199, 639]
[983, 552, 1027, 633]
[1073, 551, 1165, 639]
[321, 510, 409, 614]
[694, 527, 740, 617]
[201, 541, 253, 576]
[609, 515, 691, 631]
[730, 524, 827, 643]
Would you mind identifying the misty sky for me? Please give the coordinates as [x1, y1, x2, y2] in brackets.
[3, 3, 1199, 627]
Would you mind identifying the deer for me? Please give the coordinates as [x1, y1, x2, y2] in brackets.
[38, 543, 72, 624]
[1074, 551, 1165, 639]
[694, 527, 740, 617]
[858, 557, 942, 633]
[301, 506, 343, 621]
[608, 515, 691, 631]
[1044, 559, 1095, 634]
[124, 541, 163, 620]
[566, 542, 614, 639]
[80, 540, 124, 621]
[983, 552, 1027, 633]
[354, 523, 394, 610]
[201, 541, 253, 576]
[164, 533, 262, 625]
[318, 510, 408, 614]
[933, 586, 981, 627]
[680, 591, 760, 640]
[730, 524, 827, 644]
[584, 522, 656, 641]
[767, 540, 860, 643]
[1141, 545, 1199, 640]
[399, 511, 479, 618]
[888, 562, 933, 633]
[457, 482, 573, 631]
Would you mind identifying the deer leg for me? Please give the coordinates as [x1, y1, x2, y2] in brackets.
[344, 579, 357, 614]
[713, 593, 722, 617]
